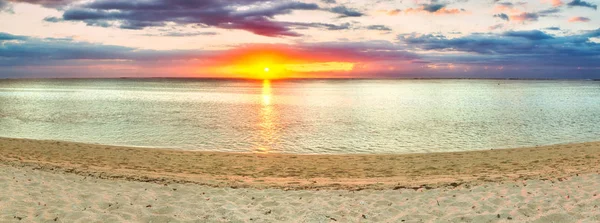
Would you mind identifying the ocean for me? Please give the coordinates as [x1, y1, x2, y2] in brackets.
[1, 78, 599, 154]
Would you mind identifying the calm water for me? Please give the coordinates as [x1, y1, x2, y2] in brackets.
[1, 79, 599, 154]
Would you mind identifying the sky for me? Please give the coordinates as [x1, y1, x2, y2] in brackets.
[0, 0, 599, 79]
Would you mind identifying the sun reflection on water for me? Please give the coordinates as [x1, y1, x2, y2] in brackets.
[262, 80, 272, 106]
[256, 80, 276, 153]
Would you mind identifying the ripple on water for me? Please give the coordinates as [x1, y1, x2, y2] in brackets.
[1, 79, 600, 154]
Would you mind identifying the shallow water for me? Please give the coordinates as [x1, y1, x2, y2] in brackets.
[1, 79, 599, 154]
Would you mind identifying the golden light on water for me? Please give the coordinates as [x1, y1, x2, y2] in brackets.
[262, 79, 272, 105]
[256, 79, 276, 153]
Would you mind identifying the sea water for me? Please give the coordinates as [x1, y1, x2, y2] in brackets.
[1, 78, 599, 154]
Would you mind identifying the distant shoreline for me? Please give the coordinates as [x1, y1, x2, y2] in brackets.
[1, 137, 599, 190]
[1, 77, 599, 81]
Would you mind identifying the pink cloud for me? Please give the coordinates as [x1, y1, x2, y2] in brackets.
[541, 0, 563, 7]
[510, 12, 539, 22]
[493, 2, 526, 13]
[568, 17, 591, 22]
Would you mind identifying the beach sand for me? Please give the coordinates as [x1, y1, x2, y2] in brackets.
[1, 137, 600, 222]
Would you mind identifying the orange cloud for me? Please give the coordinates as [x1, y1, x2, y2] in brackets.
[375, 9, 401, 15]
[541, 0, 563, 7]
[568, 16, 591, 22]
[387, 9, 402, 15]
[493, 2, 526, 14]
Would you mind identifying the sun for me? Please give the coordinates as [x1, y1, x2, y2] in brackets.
[264, 67, 270, 73]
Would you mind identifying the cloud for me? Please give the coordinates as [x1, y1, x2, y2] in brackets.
[567, 0, 597, 10]
[49, 0, 323, 37]
[4, 0, 73, 8]
[404, 4, 467, 15]
[0, 32, 27, 41]
[509, 12, 539, 22]
[545, 26, 561, 30]
[290, 22, 353, 31]
[493, 2, 522, 13]
[329, 5, 364, 17]
[3, 31, 600, 79]
[144, 32, 218, 37]
[0, 32, 418, 66]
[538, 8, 561, 16]
[226, 41, 418, 64]
[422, 3, 446, 12]
[568, 16, 591, 22]
[0, 36, 146, 62]
[0, 32, 28, 40]
[380, 9, 402, 15]
[541, 0, 563, 7]
[489, 24, 504, 30]
[494, 13, 509, 21]
[496, 7, 559, 23]
[43, 16, 62, 22]
[398, 29, 600, 69]
[503, 30, 554, 40]
[366, 25, 392, 31]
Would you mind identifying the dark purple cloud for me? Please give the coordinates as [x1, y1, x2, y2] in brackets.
[22, 0, 332, 37]
[567, 0, 597, 10]
[10, 0, 366, 37]
[398, 29, 600, 69]
[63, 0, 320, 37]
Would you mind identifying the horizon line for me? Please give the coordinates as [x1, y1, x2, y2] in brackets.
[1, 77, 600, 81]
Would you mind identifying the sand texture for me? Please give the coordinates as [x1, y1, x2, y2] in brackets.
[2, 137, 600, 222]
[2, 164, 600, 222]
[1, 137, 600, 189]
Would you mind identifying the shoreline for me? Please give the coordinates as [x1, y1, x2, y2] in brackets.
[1, 137, 599, 190]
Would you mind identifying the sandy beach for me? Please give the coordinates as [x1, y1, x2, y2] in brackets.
[1, 137, 600, 222]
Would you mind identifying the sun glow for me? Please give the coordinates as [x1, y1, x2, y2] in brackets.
[209, 50, 355, 79]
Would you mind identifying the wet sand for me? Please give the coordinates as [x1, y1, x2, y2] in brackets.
[1, 137, 599, 190]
